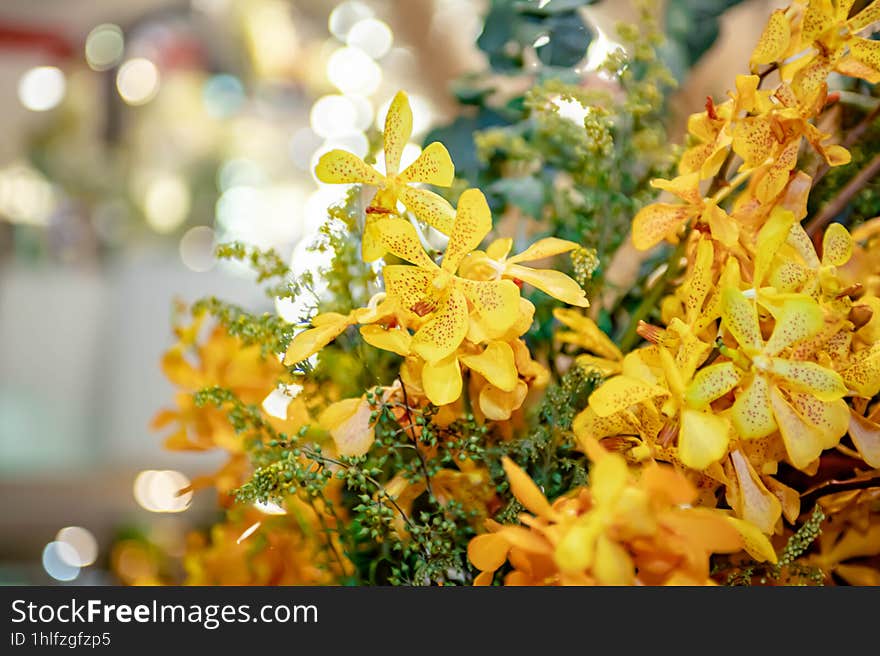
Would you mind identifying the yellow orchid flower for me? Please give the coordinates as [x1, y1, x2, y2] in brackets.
[731, 83, 849, 205]
[721, 287, 850, 470]
[631, 172, 739, 251]
[283, 294, 396, 366]
[469, 445, 775, 586]
[588, 320, 741, 471]
[378, 188, 521, 366]
[750, 2, 880, 97]
[315, 90, 456, 261]
[459, 237, 589, 307]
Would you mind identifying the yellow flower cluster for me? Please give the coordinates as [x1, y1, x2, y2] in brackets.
[572, 1, 880, 546]
[293, 91, 588, 455]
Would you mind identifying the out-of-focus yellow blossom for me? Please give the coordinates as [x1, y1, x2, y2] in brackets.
[468, 441, 775, 586]
[315, 91, 455, 261]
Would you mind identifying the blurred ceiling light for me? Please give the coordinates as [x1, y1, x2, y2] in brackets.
[18, 66, 66, 112]
[533, 34, 550, 48]
[310, 94, 359, 138]
[202, 74, 245, 118]
[55, 526, 98, 567]
[116, 58, 160, 105]
[143, 174, 190, 233]
[42, 541, 80, 581]
[179, 225, 216, 272]
[85, 24, 124, 71]
[328, 1, 374, 41]
[326, 47, 382, 95]
[192, 0, 231, 14]
[133, 470, 193, 513]
[346, 18, 393, 59]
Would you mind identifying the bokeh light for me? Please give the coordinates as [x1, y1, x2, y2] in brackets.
[42, 541, 80, 581]
[0, 163, 55, 225]
[133, 470, 193, 513]
[179, 225, 216, 272]
[346, 18, 393, 59]
[217, 158, 266, 191]
[203, 74, 245, 118]
[328, 1, 374, 41]
[55, 526, 98, 567]
[143, 175, 191, 233]
[289, 127, 324, 171]
[85, 24, 125, 71]
[116, 58, 160, 105]
[254, 500, 287, 515]
[326, 47, 382, 95]
[310, 94, 360, 138]
[18, 66, 66, 112]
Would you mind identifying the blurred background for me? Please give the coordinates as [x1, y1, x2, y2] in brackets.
[0, 0, 779, 585]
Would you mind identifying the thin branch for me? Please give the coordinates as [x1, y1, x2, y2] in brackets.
[806, 151, 880, 237]
[813, 100, 880, 187]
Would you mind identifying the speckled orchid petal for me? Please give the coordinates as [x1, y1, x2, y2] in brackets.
[732, 374, 777, 439]
[847, 0, 880, 33]
[732, 116, 775, 168]
[457, 278, 521, 336]
[382, 265, 434, 318]
[442, 188, 492, 273]
[588, 375, 668, 417]
[767, 358, 847, 400]
[821, 221, 853, 266]
[411, 287, 470, 364]
[769, 386, 829, 470]
[397, 185, 456, 235]
[315, 149, 383, 185]
[375, 217, 439, 269]
[763, 296, 825, 356]
[685, 362, 743, 410]
[631, 203, 696, 251]
[398, 142, 454, 187]
[754, 207, 797, 288]
[750, 9, 791, 67]
[721, 287, 763, 356]
[382, 90, 413, 177]
[756, 138, 800, 203]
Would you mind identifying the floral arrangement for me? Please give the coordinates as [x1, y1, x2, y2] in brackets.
[151, 1, 880, 586]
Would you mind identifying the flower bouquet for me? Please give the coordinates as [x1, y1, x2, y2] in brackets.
[152, 0, 880, 586]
